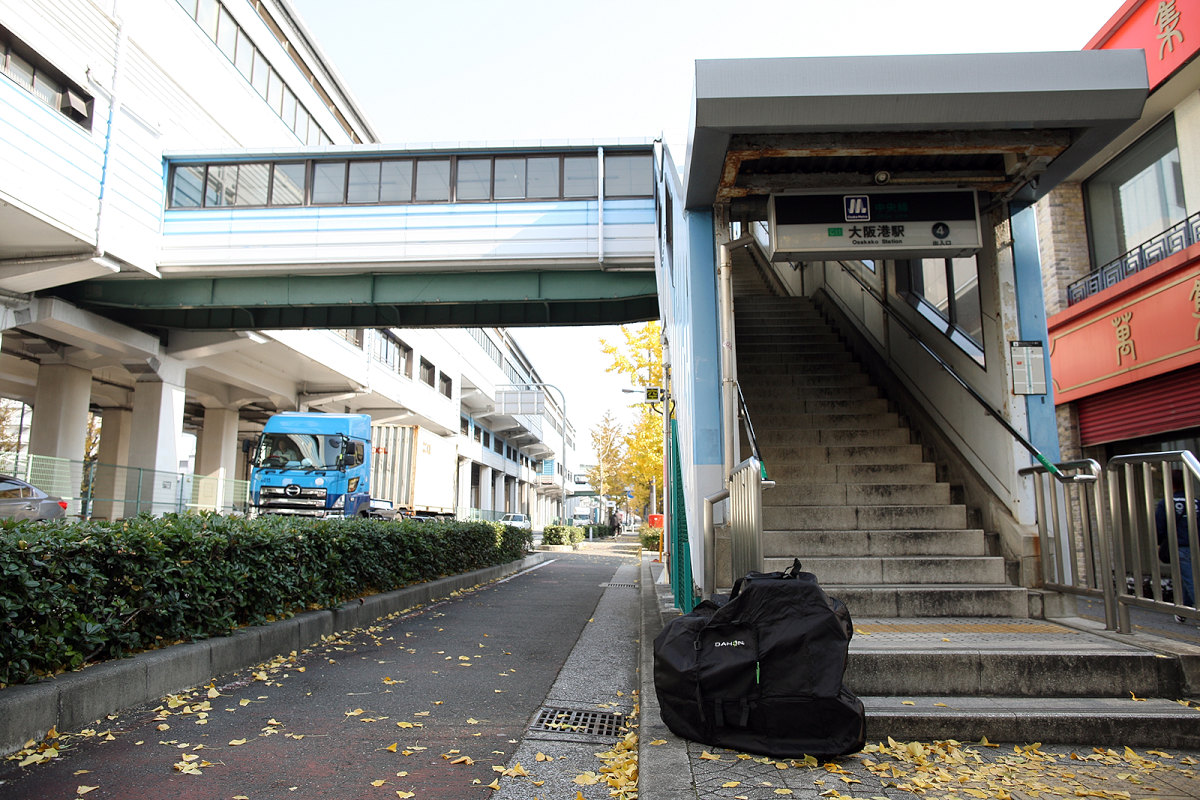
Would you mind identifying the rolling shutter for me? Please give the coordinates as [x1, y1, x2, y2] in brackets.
[1076, 364, 1200, 446]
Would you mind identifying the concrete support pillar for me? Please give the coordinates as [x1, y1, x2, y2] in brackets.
[457, 457, 472, 516]
[91, 407, 132, 520]
[127, 357, 187, 515]
[479, 464, 493, 513]
[196, 406, 239, 513]
[494, 471, 505, 514]
[28, 362, 92, 515]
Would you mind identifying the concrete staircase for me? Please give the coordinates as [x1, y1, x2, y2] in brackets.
[727, 276, 1200, 744]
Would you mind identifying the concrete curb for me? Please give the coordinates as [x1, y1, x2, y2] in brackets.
[638, 554, 696, 800]
[0, 552, 549, 757]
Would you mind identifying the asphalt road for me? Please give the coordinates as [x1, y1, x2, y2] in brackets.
[0, 553, 627, 800]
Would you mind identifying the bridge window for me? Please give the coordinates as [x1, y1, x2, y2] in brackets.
[420, 357, 436, 387]
[171, 165, 206, 208]
[312, 161, 347, 204]
[563, 155, 598, 198]
[456, 158, 492, 201]
[270, 163, 306, 205]
[415, 159, 451, 202]
[381, 160, 413, 202]
[2, 28, 92, 128]
[527, 157, 560, 198]
[494, 158, 526, 199]
[348, 161, 381, 203]
[604, 153, 652, 197]
[440, 372, 453, 398]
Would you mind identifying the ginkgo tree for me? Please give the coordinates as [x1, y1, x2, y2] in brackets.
[599, 322, 665, 520]
[588, 412, 625, 520]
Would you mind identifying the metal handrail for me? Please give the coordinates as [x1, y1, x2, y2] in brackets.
[736, 381, 768, 480]
[834, 261, 1062, 477]
[1021, 451, 1200, 632]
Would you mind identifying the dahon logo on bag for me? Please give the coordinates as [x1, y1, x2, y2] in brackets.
[713, 639, 747, 648]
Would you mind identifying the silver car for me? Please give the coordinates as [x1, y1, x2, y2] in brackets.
[499, 512, 531, 530]
[0, 475, 68, 521]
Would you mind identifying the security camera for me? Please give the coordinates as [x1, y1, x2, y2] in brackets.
[874, 170, 891, 185]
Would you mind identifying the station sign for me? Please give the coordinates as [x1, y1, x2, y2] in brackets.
[768, 189, 982, 261]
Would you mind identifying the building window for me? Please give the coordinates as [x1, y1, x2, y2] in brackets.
[415, 159, 451, 202]
[494, 436, 504, 455]
[604, 153, 653, 197]
[439, 372, 453, 398]
[461, 416, 470, 435]
[482, 430, 490, 447]
[563, 155, 598, 198]
[371, 330, 412, 377]
[898, 256, 985, 363]
[1085, 117, 1186, 268]
[420, 357, 436, 387]
[474, 426, 483, 443]
[1, 29, 92, 128]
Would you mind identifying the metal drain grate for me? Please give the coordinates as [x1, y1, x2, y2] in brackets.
[528, 706, 624, 742]
[600, 582, 637, 589]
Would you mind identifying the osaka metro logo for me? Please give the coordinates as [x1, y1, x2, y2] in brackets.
[844, 195, 870, 222]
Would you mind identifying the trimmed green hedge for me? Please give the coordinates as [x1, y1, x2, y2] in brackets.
[0, 513, 531, 687]
[639, 524, 661, 551]
[541, 524, 585, 545]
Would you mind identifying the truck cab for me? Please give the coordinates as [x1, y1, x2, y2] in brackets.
[250, 413, 373, 518]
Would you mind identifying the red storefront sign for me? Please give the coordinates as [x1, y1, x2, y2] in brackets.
[1088, 0, 1200, 90]
[1048, 247, 1200, 403]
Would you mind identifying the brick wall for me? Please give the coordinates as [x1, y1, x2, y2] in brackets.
[1035, 182, 1091, 316]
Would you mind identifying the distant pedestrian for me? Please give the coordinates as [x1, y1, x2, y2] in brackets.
[1155, 472, 1197, 622]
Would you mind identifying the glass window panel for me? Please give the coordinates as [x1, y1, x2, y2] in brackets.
[307, 120, 320, 145]
[267, 68, 283, 114]
[251, 49, 269, 97]
[233, 163, 269, 205]
[526, 157, 559, 198]
[951, 257, 983, 345]
[494, 157, 525, 199]
[31, 70, 60, 107]
[170, 165, 205, 208]
[196, 0, 219, 38]
[4, 51, 33, 89]
[278, 87, 296, 130]
[604, 153, 652, 196]
[270, 162, 305, 205]
[234, 31, 253, 77]
[456, 158, 491, 201]
[347, 161, 381, 203]
[205, 164, 238, 207]
[415, 159, 451, 202]
[216, 9, 237, 60]
[380, 160, 413, 202]
[295, 108, 309, 140]
[915, 259, 950, 318]
[311, 161, 346, 204]
[563, 155, 598, 198]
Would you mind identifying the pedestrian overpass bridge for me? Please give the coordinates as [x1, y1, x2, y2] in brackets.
[52, 143, 660, 330]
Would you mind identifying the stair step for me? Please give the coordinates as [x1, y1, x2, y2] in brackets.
[758, 443, 923, 465]
[767, 555, 1004, 584]
[813, 585, 1029, 617]
[759, 427, 911, 447]
[764, 482, 951, 506]
[765, 462, 938, 484]
[749, 412, 900, 430]
[740, 372, 872, 388]
[764, 503, 968, 531]
[765, 528, 987, 557]
[862, 697, 1200, 747]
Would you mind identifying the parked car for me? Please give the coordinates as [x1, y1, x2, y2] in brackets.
[0, 475, 68, 521]
[499, 512, 531, 530]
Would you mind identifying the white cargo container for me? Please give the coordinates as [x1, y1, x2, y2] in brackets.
[370, 425, 458, 517]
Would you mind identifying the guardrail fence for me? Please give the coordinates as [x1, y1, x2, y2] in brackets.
[1023, 450, 1199, 632]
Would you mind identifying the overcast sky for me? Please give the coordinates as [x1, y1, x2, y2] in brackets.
[287, 0, 1123, 462]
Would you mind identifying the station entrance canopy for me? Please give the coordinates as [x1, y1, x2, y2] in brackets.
[684, 51, 1148, 219]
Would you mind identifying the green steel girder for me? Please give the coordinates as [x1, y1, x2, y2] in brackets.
[53, 270, 660, 330]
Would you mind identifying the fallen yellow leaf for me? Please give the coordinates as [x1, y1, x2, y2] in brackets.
[700, 751, 722, 760]
[901, 700, 915, 706]
[650, 739, 667, 745]
[386, 743, 398, 753]
[723, 781, 742, 787]
[396, 792, 414, 799]
[573, 772, 601, 785]
[228, 738, 247, 746]
[371, 779, 386, 786]
[77, 787, 99, 796]
[486, 779, 501, 790]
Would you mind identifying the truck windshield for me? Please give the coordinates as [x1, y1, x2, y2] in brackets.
[257, 433, 328, 468]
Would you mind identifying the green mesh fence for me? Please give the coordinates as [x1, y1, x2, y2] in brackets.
[668, 418, 696, 612]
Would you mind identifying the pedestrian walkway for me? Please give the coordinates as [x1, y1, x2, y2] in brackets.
[4, 537, 1200, 800]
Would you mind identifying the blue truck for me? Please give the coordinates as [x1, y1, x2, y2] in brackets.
[250, 412, 378, 518]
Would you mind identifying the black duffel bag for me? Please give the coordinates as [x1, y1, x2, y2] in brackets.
[653, 559, 865, 757]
